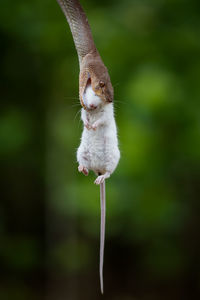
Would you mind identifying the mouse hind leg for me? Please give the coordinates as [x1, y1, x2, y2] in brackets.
[77, 146, 90, 176]
[94, 172, 110, 185]
[78, 165, 89, 176]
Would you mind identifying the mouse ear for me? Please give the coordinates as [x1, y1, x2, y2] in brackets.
[79, 70, 88, 109]
[85, 73, 91, 89]
[79, 71, 92, 109]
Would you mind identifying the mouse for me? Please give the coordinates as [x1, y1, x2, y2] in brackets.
[77, 82, 120, 293]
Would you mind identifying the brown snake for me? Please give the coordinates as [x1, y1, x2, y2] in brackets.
[56, 0, 113, 109]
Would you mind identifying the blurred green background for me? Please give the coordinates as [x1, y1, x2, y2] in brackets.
[1, 0, 200, 299]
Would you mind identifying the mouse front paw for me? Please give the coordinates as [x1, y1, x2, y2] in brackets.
[84, 121, 91, 130]
[91, 121, 99, 130]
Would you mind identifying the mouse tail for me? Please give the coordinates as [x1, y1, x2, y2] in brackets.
[100, 180, 106, 294]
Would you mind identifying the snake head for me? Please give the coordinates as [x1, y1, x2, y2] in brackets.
[90, 60, 114, 104]
[79, 53, 114, 109]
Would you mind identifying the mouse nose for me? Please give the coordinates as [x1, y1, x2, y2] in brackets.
[89, 104, 97, 109]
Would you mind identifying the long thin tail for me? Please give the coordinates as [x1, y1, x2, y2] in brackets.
[100, 181, 106, 294]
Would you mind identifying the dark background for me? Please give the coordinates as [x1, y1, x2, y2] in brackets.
[1, 0, 200, 299]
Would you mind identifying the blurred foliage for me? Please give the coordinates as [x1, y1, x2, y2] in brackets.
[1, 0, 200, 299]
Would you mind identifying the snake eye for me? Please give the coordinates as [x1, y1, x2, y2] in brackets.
[99, 80, 105, 88]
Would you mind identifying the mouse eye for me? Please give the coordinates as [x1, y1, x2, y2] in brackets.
[99, 80, 105, 88]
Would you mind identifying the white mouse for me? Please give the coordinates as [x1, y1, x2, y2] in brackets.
[77, 84, 120, 293]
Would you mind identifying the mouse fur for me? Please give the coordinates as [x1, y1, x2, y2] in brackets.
[77, 84, 120, 178]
